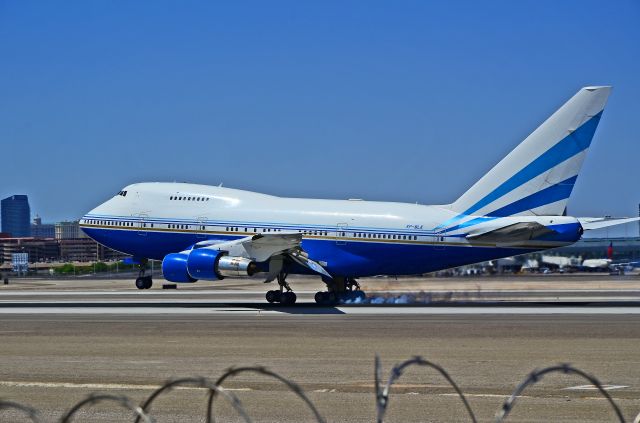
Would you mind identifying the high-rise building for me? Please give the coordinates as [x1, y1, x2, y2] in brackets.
[31, 215, 56, 238]
[55, 220, 87, 240]
[1, 195, 31, 237]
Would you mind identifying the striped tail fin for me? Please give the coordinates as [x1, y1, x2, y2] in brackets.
[448, 86, 611, 222]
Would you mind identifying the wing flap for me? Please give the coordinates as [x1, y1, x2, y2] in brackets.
[466, 222, 556, 243]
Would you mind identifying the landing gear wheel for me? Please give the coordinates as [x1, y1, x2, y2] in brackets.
[136, 276, 152, 289]
[266, 290, 281, 303]
[135, 277, 146, 290]
[135, 260, 151, 290]
[314, 291, 337, 305]
[265, 272, 297, 305]
[280, 291, 297, 305]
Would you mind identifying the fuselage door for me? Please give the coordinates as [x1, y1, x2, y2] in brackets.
[336, 223, 348, 245]
[136, 213, 148, 237]
[196, 216, 207, 239]
[432, 232, 446, 250]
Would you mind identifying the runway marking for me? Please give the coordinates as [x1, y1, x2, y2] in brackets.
[564, 384, 629, 391]
[0, 306, 639, 315]
[0, 380, 252, 392]
[441, 393, 529, 399]
[2, 289, 640, 296]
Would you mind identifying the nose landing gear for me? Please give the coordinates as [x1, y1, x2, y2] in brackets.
[135, 261, 153, 289]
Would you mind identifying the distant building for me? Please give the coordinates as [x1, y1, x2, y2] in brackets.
[58, 238, 98, 262]
[0, 238, 60, 264]
[31, 215, 56, 238]
[55, 221, 86, 240]
[1, 195, 31, 237]
[58, 238, 126, 262]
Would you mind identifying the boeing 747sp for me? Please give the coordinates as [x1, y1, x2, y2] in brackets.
[80, 86, 637, 304]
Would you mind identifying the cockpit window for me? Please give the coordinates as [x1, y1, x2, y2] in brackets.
[117, 190, 128, 197]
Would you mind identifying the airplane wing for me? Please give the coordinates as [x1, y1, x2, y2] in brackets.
[194, 232, 332, 278]
[466, 222, 556, 244]
[578, 217, 640, 230]
[194, 232, 301, 262]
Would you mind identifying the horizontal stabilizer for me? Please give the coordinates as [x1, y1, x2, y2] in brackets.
[578, 217, 640, 231]
[466, 222, 556, 243]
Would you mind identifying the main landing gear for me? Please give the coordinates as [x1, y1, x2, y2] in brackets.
[265, 272, 297, 305]
[135, 261, 153, 290]
[314, 277, 366, 305]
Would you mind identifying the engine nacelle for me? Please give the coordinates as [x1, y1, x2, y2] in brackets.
[187, 248, 258, 280]
[216, 255, 258, 278]
[161, 253, 197, 283]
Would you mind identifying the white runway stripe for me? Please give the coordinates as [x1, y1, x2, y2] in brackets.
[0, 380, 251, 391]
[0, 306, 638, 315]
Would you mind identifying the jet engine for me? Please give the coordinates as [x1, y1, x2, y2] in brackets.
[162, 248, 258, 283]
[161, 253, 197, 283]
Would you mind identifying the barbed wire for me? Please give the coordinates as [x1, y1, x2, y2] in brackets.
[375, 355, 478, 423]
[0, 357, 634, 422]
[494, 364, 626, 423]
[0, 399, 42, 423]
[59, 394, 153, 423]
[206, 365, 326, 423]
[135, 377, 252, 423]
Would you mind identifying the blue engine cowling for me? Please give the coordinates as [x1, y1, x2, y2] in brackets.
[186, 248, 225, 280]
[161, 253, 197, 283]
[162, 249, 257, 283]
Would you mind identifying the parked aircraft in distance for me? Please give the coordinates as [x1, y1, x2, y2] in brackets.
[81, 86, 638, 304]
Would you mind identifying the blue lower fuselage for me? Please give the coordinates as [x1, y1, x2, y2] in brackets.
[82, 225, 566, 277]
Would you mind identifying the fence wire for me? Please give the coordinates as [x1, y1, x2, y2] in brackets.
[0, 356, 635, 422]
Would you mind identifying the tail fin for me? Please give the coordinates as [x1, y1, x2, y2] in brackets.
[448, 86, 611, 220]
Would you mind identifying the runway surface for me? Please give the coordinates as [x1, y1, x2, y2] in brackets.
[1, 276, 639, 422]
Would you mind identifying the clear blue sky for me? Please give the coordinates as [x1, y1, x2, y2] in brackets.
[1, 0, 639, 224]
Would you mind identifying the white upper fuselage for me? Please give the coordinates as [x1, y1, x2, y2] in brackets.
[80, 182, 581, 277]
[87, 182, 456, 233]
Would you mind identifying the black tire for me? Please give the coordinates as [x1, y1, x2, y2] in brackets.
[266, 290, 278, 303]
[135, 277, 146, 290]
[281, 291, 297, 305]
[314, 291, 326, 304]
[144, 276, 153, 289]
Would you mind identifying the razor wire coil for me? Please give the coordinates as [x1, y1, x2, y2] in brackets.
[0, 357, 633, 422]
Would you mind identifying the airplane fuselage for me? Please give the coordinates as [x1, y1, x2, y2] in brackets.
[80, 182, 582, 277]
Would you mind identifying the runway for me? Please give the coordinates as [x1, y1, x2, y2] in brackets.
[1, 313, 639, 422]
[1, 276, 639, 422]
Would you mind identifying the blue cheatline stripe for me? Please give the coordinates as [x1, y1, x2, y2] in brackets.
[82, 214, 443, 235]
[487, 175, 578, 217]
[461, 111, 602, 215]
[439, 111, 603, 229]
[441, 216, 497, 234]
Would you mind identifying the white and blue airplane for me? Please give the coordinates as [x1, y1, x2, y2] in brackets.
[80, 86, 638, 304]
